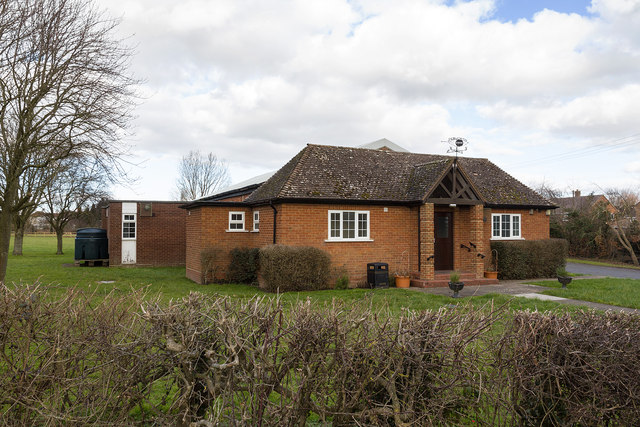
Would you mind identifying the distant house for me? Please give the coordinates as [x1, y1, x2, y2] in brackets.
[181, 142, 556, 286]
[553, 190, 616, 220]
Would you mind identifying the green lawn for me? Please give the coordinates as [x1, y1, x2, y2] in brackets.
[532, 277, 640, 309]
[3, 235, 592, 314]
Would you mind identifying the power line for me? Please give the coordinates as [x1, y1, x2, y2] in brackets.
[506, 132, 640, 168]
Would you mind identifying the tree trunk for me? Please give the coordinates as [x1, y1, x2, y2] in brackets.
[611, 224, 639, 266]
[56, 229, 64, 255]
[12, 225, 24, 256]
[0, 207, 14, 284]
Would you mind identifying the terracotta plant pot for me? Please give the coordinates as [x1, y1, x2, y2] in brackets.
[395, 276, 411, 288]
[484, 271, 498, 279]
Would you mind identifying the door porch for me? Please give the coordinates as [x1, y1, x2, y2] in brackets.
[417, 203, 490, 285]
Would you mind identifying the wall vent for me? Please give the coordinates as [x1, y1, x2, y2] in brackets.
[140, 202, 153, 217]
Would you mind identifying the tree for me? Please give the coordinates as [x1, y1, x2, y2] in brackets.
[12, 153, 59, 255]
[605, 188, 640, 265]
[43, 160, 109, 255]
[0, 0, 138, 281]
[175, 150, 230, 201]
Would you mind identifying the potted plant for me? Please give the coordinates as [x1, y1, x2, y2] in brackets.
[556, 266, 572, 289]
[448, 271, 464, 298]
[484, 249, 499, 279]
[395, 250, 411, 288]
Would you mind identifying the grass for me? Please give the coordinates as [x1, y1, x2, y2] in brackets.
[531, 277, 640, 309]
[3, 234, 597, 314]
[568, 257, 640, 270]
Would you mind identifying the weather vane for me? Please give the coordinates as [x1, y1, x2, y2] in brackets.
[444, 137, 468, 160]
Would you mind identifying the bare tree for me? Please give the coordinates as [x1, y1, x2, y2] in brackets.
[43, 160, 109, 255]
[605, 188, 640, 265]
[0, 0, 138, 281]
[531, 179, 565, 202]
[12, 154, 59, 255]
[176, 150, 230, 201]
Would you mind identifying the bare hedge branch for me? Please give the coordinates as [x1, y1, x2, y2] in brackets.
[2, 285, 639, 425]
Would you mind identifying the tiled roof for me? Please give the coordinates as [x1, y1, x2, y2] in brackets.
[244, 144, 554, 207]
[553, 194, 608, 211]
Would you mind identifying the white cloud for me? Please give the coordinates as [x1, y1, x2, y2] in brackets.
[477, 84, 640, 137]
[92, 0, 640, 199]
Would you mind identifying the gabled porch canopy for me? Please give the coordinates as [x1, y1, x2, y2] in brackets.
[421, 160, 483, 205]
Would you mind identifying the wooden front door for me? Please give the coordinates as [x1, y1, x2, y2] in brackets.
[434, 212, 453, 270]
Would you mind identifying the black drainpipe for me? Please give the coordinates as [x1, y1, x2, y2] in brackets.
[417, 206, 421, 272]
[270, 200, 277, 244]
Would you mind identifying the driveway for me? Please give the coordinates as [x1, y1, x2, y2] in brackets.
[566, 262, 640, 280]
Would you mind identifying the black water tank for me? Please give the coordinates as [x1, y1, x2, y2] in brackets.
[367, 262, 389, 288]
[74, 228, 109, 261]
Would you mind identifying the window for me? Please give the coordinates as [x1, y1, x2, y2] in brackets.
[253, 211, 260, 231]
[122, 214, 136, 239]
[327, 210, 370, 241]
[228, 212, 245, 231]
[492, 213, 521, 239]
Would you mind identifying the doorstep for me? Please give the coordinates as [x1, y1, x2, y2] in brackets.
[410, 277, 499, 288]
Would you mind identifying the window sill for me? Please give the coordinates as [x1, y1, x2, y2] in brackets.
[325, 238, 374, 243]
[226, 229, 249, 233]
[251, 230, 259, 233]
[491, 237, 525, 241]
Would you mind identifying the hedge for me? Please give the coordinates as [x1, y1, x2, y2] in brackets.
[258, 244, 331, 292]
[4, 286, 640, 425]
[228, 247, 259, 284]
[491, 238, 568, 280]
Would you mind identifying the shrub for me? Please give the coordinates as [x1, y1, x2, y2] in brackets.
[200, 247, 222, 284]
[259, 244, 331, 292]
[228, 247, 259, 284]
[491, 239, 568, 280]
[335, 274, 349, 290]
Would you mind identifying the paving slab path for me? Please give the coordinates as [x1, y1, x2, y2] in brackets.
[411, 278, 640, 314]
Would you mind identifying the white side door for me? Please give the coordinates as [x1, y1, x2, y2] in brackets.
[121, 203, 137, 264]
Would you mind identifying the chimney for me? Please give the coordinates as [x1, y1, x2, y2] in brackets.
[573, 190, 581, 198]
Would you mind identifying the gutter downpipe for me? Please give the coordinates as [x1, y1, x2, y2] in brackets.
[418, 206, 421, 272]
[270, 200, 277, 244]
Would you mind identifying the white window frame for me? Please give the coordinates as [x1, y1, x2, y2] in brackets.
[252, 211, 260, 232]
[491, 213, 522, 240]
[326, 210, 372, 242]
[122, 213, 136, 240]
[228, 211, 245, 232]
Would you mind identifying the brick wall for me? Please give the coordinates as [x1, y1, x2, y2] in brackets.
[482, 208, 551, 269]
[104, 202, 186, 267]
[277, 203, 419, 286]
[185, 203, 420, 286]
[419, 203, 434, 279]
[185, 206, 273, 283]
[184, 203, 553, 285]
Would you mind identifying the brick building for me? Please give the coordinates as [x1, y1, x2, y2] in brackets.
[102, 201, 186, 266]
[182, 144, 556, 286]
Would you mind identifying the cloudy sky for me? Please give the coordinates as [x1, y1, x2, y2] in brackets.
[97, 0, 640, 200]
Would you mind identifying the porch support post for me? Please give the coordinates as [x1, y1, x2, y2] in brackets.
[470, 204, 485, 278]
[419, 203, 434, 280]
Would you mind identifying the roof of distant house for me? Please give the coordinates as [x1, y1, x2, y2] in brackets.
[553, 193, 611, 212]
